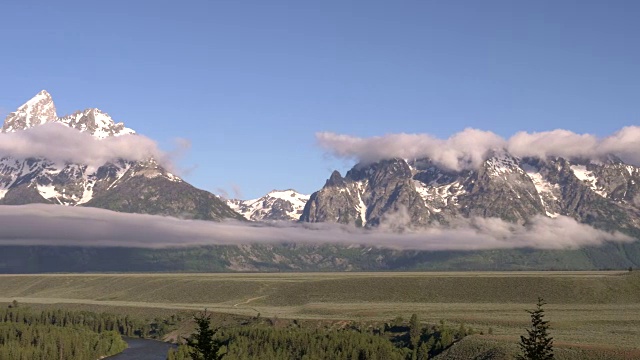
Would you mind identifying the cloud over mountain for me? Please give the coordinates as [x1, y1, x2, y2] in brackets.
[0, 123, 169, 168]
[317, 126, 640, 171]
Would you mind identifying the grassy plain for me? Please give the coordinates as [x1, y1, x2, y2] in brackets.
[1, 271, 639, 358]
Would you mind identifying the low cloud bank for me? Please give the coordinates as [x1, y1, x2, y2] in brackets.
[0, 205, 632, 251]
[0, 123, 169, 168]
[317, 126, 640, 171]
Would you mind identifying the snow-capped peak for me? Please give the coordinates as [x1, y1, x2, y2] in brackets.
[3, 90, 135, 139]
[227, 189, 310, 221]
[266, 189, 309, 201]
[24, 90, 53, 107]
[58, 108, 135, 139]
[2, 90, 58, 133]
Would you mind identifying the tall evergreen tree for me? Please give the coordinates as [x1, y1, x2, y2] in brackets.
[409, 313, 422, 360]
[416, 342, 430, 360]
[185, 310, 222, 360]
[409, 314, 421, 348]
[517, 297, 554, 360]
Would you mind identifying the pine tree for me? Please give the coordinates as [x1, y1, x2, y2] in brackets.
[517, 297, 554, 360]
[409, 313, 422, 360]
[416, 342, 430, 360]
[185, 310, 222, 360]
[409, 314, 421, 349]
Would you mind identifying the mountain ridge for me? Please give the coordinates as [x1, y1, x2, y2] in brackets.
[301, 152, 640, 235]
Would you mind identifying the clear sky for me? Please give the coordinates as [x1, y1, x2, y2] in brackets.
[1, 0, 638, 199]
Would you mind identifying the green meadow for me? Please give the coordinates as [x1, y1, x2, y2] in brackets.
[1, 271, 639, 359]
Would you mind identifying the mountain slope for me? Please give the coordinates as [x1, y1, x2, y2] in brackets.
[0, 90, 243, 221]
[85, 159, 242, 220]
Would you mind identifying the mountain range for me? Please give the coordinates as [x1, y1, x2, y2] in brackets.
[301, 153, 640, 236]
[0, 91, 639, 272]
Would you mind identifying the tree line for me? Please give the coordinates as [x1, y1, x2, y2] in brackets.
[0, 301, 183, 360]
[0, 303, 177, 339]
[171, 299, 554, 360]
[0, 323, 125, 360]
[168, 311, 475, 360]
[0, 303, 129, 359]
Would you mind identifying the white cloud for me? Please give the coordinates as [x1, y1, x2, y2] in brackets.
[0, 204, 632, 251]
[599, 126, 640, 166]
[317, 129, 505, 171]
[317, 126, 640, 171]
[0, 123, 169, 168]
[506, 129, 599, 160]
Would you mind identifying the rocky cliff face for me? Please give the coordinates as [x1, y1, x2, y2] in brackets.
[301, 152, 640, 234]
[0, 90, 243, 221]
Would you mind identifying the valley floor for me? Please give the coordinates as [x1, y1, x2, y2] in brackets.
[1, 271, 638, 358]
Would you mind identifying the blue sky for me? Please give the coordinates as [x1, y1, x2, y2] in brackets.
[1, 0, 638, 199]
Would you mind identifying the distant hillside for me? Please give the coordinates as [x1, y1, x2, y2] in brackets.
[0, 242, 637, 273]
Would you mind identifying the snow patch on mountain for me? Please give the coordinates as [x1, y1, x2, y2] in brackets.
[37, 184, 60, 202]
[485, 151, 523, 176]
[77, 178, 96, 205]
[570, 165, 608, 197]
[165, 172, 182, 182]
[107, 163, 132, 190]
[268, 189, 308, 203]
[522, 164, 559, 217]
[0, 158, 20, 195]
[418, 179, 466, 208]
[625, 165, 636, 176]
[413, 180, 430, 202]
[354, 181, 368, 225]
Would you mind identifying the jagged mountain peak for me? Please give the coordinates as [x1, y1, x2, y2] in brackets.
[22, 90, 53, 108]
[28, 90, 53, 105]
[325, 170, 345, 187]
[58, 108, 135, 139]
[3, 91, 135, 139]
[2, 90, 58, 133]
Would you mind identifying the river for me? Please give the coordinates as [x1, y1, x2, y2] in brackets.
[105, 337, 176, 360]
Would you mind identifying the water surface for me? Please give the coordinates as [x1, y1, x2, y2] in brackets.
[106, 337, 175, 360]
